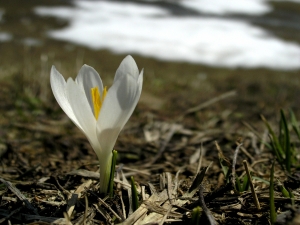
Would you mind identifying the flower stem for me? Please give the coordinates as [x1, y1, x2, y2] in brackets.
[99, 153, 112, 194]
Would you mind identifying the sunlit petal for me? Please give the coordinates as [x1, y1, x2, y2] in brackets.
[114, 55, 139, 82]
[65, 78, 100, 153]
[134, 69, 144, 107]
[50, 66, 83, 130]
[96, 76, 141, 155]
[76, 64, 104, 113]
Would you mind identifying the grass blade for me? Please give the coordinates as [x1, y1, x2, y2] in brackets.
[270, 161, 276, 225]
[289, 190, 295, 206]
[290, 109, 300, 140]
[235, 177, 242, 193]
[190, 206, 201, 225]
[189, 166, 209, 193]
[280, 109, 291, 173]
[130, 176, 139, 211]
[108, 150, 118, 197]
[261, 115, 284, 161]
[269, 135, 284, 165]
[277, 181, 289, 198]
[241, 174, 249, 191]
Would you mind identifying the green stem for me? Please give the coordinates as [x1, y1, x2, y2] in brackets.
[99, 153, 112, 194]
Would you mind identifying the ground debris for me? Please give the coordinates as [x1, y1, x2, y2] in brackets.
[0, 69, 299, 224]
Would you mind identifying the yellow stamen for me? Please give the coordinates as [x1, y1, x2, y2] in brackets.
[91, 86, 107, 119]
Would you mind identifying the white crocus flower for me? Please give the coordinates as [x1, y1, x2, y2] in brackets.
[50, 55, 143, 194]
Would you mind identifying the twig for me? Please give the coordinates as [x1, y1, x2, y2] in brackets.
[146, 123, 179, 165]
[0, 178, 39, 215]
[199, 185, 217, 225]
[250, 132, 260, 155]
[24, 214, 69, 224]
[239, 144, 255, 163]
[97, 195, 122, 221]
[55, 177, 71, 199]
[0, 207, 22, 223]
[84, 196, 88, 225]
[93, 203, 113, 224]
[67, 179, 92, 218]
[260, 129, 268, 152]
[179, 90, 236, 120]
[250, 159, 269, 168]
[119, 166, 151, 176]
[242, 121, 261, 138]
[159, 205, 173, 225]
[192, 145, 204, 185]
[166, 172, 174, 205]
[243, 160, 261, 210]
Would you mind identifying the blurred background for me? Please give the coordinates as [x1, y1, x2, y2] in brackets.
[0, 0, 299, 115]
[0, 0, 300, 130]
[0, 0, 299, 110]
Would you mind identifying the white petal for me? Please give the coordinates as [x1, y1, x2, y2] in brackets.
[130, 70, 143, 114]
[75, 64, 103, 113]
[50, 66, 83, 131]
[65, 78, 101, 154]
[135, 69, 144, 106]
[97, 127, 120, 174]
[96, 73, 142, 154]
[114, 55, 139, 82]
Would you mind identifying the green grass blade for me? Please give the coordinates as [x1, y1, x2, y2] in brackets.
[108, 150, 118, 197]
[235, 177, 242, 192]
[242, 174, 249, 191]
[269, 135, 284, 165]
[289, 190, 295, 206]
[290, 109, 300, 140]
[190, 206, 201, 225]
[131, 176, 139, 211]
[280, 109, 291, 173]
[218, 153, 231, 183]
[270, 161, 276, 225]
[252, 176, 270, 185]
[279, 113, 284, 147]
[261, 115, 284, 160]
[277, 181, 289, 198]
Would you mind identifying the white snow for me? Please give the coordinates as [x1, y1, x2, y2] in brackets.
[34, 1, 300, 70]
[0, 32, 12, 42]
[181, 0, 270, 15]
[0, 9, 13, 42]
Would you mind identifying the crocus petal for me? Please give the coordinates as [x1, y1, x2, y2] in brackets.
[65, 78, 100, 153]
[76, 65, 104, 114]
[50, 66, 83, 131]
[96, 73, 142, 155]
[134, 70, 144, 107]
[114, 55, 140, 82]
